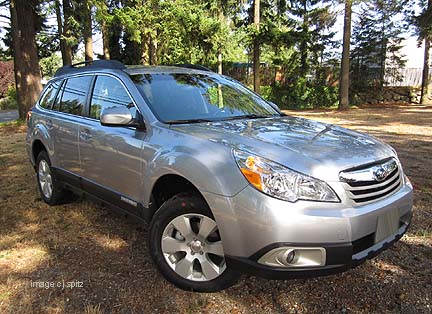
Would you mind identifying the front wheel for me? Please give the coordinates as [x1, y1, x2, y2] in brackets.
[149, 193, 240, 292]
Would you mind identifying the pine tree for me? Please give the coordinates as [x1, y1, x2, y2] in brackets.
[54, 0, 75, 65]
[81, 0, 94, 62]
[351, 0, 408, 89]
[288, 0, 337, 78]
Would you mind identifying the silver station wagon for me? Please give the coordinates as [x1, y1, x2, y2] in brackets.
[26, 60, 413, 292]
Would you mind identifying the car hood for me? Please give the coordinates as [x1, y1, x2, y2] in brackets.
[170, 116, 396, 181]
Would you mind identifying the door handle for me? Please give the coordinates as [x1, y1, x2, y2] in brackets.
[79, 128, 93, 141]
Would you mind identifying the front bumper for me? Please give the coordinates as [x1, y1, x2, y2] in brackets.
[202, 180, 413, 278]
[225, 216, 411, 279]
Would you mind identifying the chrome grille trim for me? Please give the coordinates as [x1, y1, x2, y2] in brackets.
[340, 158, 403, 205]
[346, 174, 401, 199]
[345, 169, 399, 191]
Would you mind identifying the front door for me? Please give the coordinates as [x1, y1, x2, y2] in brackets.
[79, 74, 145, 214]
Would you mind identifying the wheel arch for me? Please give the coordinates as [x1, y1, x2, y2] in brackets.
[147, 173, 211, 222]
[29, 122, 55, 166]
[32, 139, 47, 164]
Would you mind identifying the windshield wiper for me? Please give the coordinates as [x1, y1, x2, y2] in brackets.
[221, 114, 276, 121]
[164, 118, 214, 124]
[165, 114, 278, 124]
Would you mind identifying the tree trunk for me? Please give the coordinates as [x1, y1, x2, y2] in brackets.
[141, 33, 149, 65]
[217, 8, 224, 74]
[420, 38, 430, 104]
[10, 0, 42, 119]
[83, 0, 93, 62]
[253, 0, 260, 93]
[420, 0, 432, 104]
[339, 0, 352, 110]
[101, 18, 110, 60]
[379, 17, 386, 88]
[62, 0, 72, 64]
[149, 36, 158, 65]
[217, 50, 223, 74]
[300, 0, 308, 77]
[54, 0, 67, 65]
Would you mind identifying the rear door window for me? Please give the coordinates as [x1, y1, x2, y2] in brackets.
[58, 76, 92, 116]
[89, 75, 135, 120]
[39, 80, 62, 109]
[51, 80, 65, 112]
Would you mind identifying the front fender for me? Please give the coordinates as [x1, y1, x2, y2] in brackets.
[143, 146, 248, 207]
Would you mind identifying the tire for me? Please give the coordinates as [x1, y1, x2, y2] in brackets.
[36, 150, 68, 205]
[149, 193, 240, 292]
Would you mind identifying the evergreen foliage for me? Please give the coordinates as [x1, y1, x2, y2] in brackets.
[1, 0, 427, 110]
[351, 0, 408, 90]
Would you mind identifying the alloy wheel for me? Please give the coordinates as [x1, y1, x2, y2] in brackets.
[161, 213, 226, 281]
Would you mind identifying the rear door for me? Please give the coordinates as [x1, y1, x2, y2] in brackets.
[50, 75, 93, 180]
[79, 74, 145, 214]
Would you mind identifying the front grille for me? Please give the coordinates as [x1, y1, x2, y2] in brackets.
[340, 158, 403, 205]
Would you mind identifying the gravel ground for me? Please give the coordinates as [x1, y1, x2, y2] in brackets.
[0, 104, 431, 314]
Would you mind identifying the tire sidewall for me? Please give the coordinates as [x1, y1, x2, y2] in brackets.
[149, 194, 240, 292]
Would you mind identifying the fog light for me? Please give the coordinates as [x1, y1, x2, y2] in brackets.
[258, 247, 326, 267]
[286, 249, 296, 264]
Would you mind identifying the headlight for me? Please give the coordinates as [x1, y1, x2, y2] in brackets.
[233, 149, 340, 203]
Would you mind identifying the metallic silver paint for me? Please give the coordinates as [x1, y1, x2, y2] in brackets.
[100, 106, 134, 125]
[201, 183, 412, 257]
[26, 67, 414, 266]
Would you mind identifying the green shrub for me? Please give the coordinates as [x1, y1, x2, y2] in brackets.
[0, 86, 17, 110]
[260, 81, 338, 110]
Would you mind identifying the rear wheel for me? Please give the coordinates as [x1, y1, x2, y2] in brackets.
[36, 151, 68, 205]
[149, 193, 240, 292]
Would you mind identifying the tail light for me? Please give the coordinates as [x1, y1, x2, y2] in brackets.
[26, 111, 32, 125]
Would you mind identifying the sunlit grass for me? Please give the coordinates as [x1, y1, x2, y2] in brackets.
[0, 245, 49, 274]
[0, 119, 24, 128]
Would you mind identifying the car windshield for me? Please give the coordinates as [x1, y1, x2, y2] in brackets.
[131, 73, 280, 123]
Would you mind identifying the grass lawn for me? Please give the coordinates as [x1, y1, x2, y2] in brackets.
[0, 104, 431, 314]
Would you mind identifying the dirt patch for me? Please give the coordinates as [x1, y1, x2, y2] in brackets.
[0, 105, 431, 313]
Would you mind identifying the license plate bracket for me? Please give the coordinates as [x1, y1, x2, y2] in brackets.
[375, 210, 400, 243]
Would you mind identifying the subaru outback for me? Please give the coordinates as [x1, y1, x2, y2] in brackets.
[26, 60, 413, 292]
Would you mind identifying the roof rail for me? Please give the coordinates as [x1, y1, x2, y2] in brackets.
[172, 64, 213, 72]
[54, 60, 126, 77]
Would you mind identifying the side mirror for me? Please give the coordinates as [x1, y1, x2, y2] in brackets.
[100, 106, 133, 126]
[267, 101, 286, 115]
[268, 101, 281, 113]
